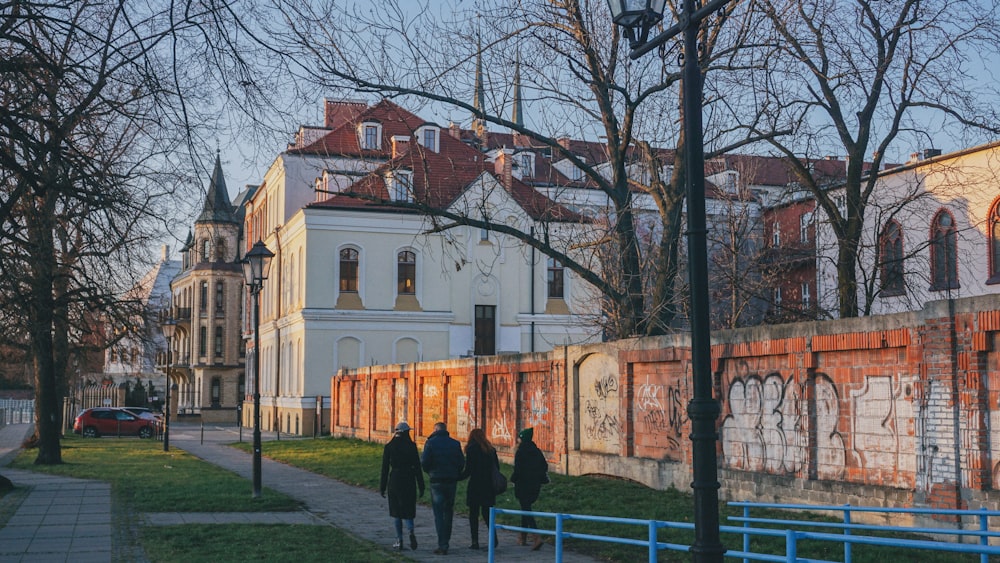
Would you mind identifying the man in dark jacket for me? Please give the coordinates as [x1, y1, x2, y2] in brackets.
[421, 421, 465, 554]
[380, 421, 424, 551]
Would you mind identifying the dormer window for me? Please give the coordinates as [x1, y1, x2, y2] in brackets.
[517, 152, 533, 178]
[418, 125, 440, 153]
[387, 170, 413, 202]
[359, 121, 382, 150]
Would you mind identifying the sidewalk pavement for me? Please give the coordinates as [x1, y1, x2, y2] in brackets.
[1, 422, 603, 562]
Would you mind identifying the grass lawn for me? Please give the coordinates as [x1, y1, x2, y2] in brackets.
[8, 435, 401, 562]
[236, 436, 992, 563]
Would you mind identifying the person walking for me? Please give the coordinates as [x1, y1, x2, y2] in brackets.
[460, 428, 501, 550]
[421, 421, 465, 555]
[511, 427, 548, 551]
[380, 421, 424, 551]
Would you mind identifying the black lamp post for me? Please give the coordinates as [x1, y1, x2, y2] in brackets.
[608, 0, 733, 561]
[160, 319, 176, 452]
[242, 239, 274, 499]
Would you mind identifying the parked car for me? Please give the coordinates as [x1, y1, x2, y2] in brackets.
[73, 407, 155, 438]
[121, 407, 161, 421]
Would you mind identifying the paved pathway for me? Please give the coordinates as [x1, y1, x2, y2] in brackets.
[0, 422, 602, 562]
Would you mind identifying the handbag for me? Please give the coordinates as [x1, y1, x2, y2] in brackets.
[491, 464, 508, 495]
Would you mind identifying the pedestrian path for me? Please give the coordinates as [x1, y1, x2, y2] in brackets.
[1, 422, 604, 562]
[171, 423, 601, 561]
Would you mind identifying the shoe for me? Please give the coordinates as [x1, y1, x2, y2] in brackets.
[392, 539, 402, 551]
[531, 534, 545, 551]
[433, 547, 448, 555]
[409, 531, 418, 550]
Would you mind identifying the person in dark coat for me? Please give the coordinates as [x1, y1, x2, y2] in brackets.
[420, 421, 465, 555]
[380, 421, 424, 551]
[510, 427, 548, 551]
[459, 428, 500, 550]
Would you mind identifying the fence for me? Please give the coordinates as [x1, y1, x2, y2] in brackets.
[487, 504, 1000, 563]
[0, 399, 34, 425]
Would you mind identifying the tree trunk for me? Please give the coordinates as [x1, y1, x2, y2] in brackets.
[30, 188, 62, 465]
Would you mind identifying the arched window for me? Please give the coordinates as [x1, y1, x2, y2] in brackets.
[879, 220, 904, 296]
[339, 248, 359, 292]
[215, 282, 224, 313]
[397, 251, 416, 295]
[930, 210, 959, 291]
[199, 281, 208, 313]
[989, 199, 1000, 283]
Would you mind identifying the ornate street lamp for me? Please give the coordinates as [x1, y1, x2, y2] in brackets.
[607, 0, 666, 49]
[242, 239, 274, 499]
[160, 319, 176, 452]
[609, 0, 734, 561]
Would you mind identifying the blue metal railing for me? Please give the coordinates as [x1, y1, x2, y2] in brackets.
[730, 501, 1000, 563]
[487, 503, 1000, 562]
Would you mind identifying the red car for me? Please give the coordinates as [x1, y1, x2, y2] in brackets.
[73, 407, 155, 438]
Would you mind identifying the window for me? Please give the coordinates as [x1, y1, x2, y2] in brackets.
[547, 258, 564, 299]
[421, 128, 438, 152]
[390, 171, 413, 202]
[210, 377, 221, 407]
[879, 220, 905, 296]
[989, 200, 1000, 282]
[215, 238, 227, 261]
[362, 124, 380, 149]
[800, 212, 812, 244]
[397, 251, 416, 295]
[518, 153, 533, 177]
[480, 228, 490, 242]
[199, 282, 208, 313]
[199, 326, 207, 356]
[474, 305, 496, 356]
[772, 221, 781, 246]
[215, 282, 224, 312]
[214, 326, 223, 356]
[801, 282, 811, 308]
[201, 239, 210, 261]
[930, 210, 959, 290]
[339, 248, 359, 292]
[773, 287, 782, 306]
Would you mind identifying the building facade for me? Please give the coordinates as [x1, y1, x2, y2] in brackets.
[166, 154, 250, 423]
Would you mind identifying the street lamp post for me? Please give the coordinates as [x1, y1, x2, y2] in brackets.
[608, 1, 734, 561]
[160, 319, 177, 452]
[242, 239, 274, 499]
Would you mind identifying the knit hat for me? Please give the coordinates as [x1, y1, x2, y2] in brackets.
[518, 427, 533, 441]
[395, 421, 411, 433]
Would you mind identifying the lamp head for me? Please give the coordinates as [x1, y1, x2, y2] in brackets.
[607, 0, 666, 49]
[242, 240, 274, 288]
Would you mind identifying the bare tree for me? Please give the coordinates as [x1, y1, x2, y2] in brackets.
[262, 0, 768, 338]
[734, 0, 1000, 318]
[0, 0, 273, 464]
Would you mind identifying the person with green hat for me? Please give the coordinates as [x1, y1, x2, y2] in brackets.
[511, 427, 548, 550]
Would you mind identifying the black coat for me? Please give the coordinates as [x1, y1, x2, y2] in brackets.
[380, 433, 425, 519]
[460, 443, 499, 508]
[511, 439, 547, 504]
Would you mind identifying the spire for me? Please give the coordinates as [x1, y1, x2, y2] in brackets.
[511, 52, 523, 129]
[473, 34, 487, 146]
[196, 151, 237, 224]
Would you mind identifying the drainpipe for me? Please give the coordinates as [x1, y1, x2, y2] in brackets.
[530, 226, 536, 353]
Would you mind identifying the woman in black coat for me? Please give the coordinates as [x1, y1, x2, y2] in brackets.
[380, 421, 424, 551]
[459, 428, 499, 550]
[510, 427, 548, 550]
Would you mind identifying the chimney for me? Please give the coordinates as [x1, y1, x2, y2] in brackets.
[557, 136, 571, 150]
[324, 99, 367, 128]
[908, 152, 921, 164]
[391, 135, 409, 158]
[161, 244, 169, 261]
[494, 148, 514, 190]
[448, 121, 462, 139]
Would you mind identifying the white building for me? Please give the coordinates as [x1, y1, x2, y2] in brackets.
[241, 99, 599, 434]
[816, 141, 1000, 316]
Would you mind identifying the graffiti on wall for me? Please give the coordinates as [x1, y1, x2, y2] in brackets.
[578, 353, 621, 454]
[720, 365, 843, 479]
[376, 380, 392, 431]
[528, 388, 549, 427]
[486, 375, 515, 445]
[849, 374, 916, 488]
[457, 396, 471, 435]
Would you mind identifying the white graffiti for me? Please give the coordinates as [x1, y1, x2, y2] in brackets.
[491, 417, 512, 442]
[636, 377, 664, 413]
[457, 396, 471, 434]
[424, 384, 440, 398]
[848, 374, 914, 488]
[528, 389, 549, 426]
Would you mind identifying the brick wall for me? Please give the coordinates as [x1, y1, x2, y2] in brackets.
[331, 295, 1000, 526]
